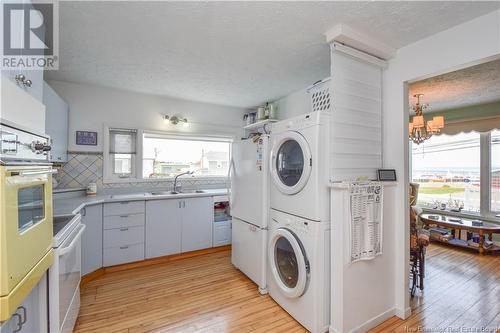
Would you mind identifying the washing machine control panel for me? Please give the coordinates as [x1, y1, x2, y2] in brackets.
[275, 217, 311, 236]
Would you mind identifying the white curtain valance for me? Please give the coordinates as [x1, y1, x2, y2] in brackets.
[437, 115, 500, 135]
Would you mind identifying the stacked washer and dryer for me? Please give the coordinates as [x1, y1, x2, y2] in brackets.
[267, 111, 331, 333]
[231, 108, 331, 333]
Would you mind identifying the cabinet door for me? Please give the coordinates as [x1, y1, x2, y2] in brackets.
[0, 273, 48, 333]
[2, 2, 45, 102]
[145, 200, 182, 259]
[181, 197, 213, 252]
[1, 75, 46, 134]
[43, 82, 68, 162]
[81, 204, 103, 275]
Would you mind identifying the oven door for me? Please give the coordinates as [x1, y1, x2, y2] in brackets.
[50, 223, 85, 333]
[0, 165, 55, 296]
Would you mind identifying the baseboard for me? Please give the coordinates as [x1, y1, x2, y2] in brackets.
[349, 307, 396, 333]
[329, 326, 341, 333]
[395, 306, 412, 319]
[80, 268, 105, 287]
[81, 245, 231, 286]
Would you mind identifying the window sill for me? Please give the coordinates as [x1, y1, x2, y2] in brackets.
[420, 207, 500, 224]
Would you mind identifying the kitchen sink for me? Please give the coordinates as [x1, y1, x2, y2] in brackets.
[150, 191, 178, 195]
[149, 190, 206, 195]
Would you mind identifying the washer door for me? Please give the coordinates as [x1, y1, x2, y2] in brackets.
[271, 131, 312, 195]
[269, 227, 309, 298]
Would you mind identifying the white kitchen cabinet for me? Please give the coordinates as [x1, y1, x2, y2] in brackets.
[103, 243, 144, 267]
[2, 2, 45, 102]
[103, 202, 145, 266]
[0, 273, 48, 333]
[145, 199, 182, 259]
[145, 197, 212, 258]
[43, 82, 68, 162]
[181, 197, 213, 252]
[1, 75, 46, 134]
[81, 204, 103, 276]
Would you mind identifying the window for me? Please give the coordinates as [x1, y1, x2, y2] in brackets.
[142, 133, 231, 179]
[108, 129, 137, 179]
[412, 132, 481, 212]
[491, 130, 500, 212]
[412, 129, 500, 217]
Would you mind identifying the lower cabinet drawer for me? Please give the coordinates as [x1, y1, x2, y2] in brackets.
[104, 226, 144, 248]
[104, 213, 144, 230]
[103, 243, 145, 267]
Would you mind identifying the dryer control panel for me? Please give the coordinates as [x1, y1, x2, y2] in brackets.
[271, 111, 329, 134]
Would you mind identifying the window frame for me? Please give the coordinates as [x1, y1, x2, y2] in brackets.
[141, 130, 232, 180]
[103, 126, 233, 184]
[411, 130, 499, 219]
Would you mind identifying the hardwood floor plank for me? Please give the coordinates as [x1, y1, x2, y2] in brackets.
[76, 244, 498, 333]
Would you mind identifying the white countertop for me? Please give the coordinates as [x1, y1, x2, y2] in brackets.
[53, 189, 229, 216]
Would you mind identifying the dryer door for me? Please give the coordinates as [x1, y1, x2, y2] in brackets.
[271, 131, 312, 195]
[268, 227, 309, 298]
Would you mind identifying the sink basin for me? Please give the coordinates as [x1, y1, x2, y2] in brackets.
[150, 191, 178, 195]
[149, 190, 206, 195]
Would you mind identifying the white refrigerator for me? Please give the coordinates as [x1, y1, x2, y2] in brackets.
[231, 135, 269, 294]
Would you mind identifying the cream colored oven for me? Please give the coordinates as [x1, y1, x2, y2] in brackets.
[0, 122, 54, 322]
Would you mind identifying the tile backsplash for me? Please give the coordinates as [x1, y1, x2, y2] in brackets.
[54, 153, 103, 189]
[53, 152, 229, 191]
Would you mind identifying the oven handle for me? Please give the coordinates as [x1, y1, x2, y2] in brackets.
[18, 169, 57, 177]
[58, 224, 86, 256]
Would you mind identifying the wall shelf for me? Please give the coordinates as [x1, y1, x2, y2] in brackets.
[243, 119, 278, 131]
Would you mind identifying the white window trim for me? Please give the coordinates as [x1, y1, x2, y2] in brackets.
[103, 126, 233, 184]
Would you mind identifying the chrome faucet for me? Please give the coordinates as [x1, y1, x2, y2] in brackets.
[173, 171, 194, 193]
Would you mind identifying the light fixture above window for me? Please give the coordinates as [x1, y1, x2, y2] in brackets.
[408, 94, 444, 145]
[163, 115, 189, 127]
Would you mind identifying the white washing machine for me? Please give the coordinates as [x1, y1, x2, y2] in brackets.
[270, 111, 330, 222]
[267, 209, 330, 333]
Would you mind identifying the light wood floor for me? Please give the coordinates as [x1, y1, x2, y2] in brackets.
[75, 244, 499, 333]
[370, 244, 500, 333]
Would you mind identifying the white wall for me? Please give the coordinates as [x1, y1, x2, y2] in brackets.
[276, 87, 311, 120]
[47, 80, 248, 152]
[383, 9, 500, 318]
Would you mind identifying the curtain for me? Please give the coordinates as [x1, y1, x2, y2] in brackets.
[437, 115, 500, 135]
[109, 129, 137, 154]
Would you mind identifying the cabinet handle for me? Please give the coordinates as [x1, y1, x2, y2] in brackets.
[81, 207, 86, 217]
[18, 306, 27, 325]
[120, 202, 129, 205]
[12, 313, 23, 333]
[119, 246, 129, 250]
[119, 215, 129, 218]
[179, 201, 181, 208]
[183, 201, 186, 208]
[119, 227, 129, 231]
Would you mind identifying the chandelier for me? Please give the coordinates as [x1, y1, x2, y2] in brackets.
[408, 94, 444, 145]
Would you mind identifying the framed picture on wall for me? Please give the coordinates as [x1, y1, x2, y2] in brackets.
[76, 131, 98, 146]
